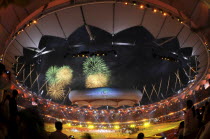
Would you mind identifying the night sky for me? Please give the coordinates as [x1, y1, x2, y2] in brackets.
[18, 25, 196, 104]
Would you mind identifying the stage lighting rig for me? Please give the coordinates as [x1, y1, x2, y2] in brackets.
[152, 36, 193, 65]
[132, 1, 137, 6]
[112, 42, 135, 46]
[152, 52, 178, 62]
[25, 47, 55, 58]
[72, 50, 117, 58]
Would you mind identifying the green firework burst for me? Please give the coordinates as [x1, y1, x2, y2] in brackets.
[46, 66, 59, 85]
[83, 56, 110, 77]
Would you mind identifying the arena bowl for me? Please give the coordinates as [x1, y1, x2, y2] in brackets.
[69, 87, 142, 108]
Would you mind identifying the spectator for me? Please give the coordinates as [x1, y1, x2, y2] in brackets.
[205, 101, 209, 107]
[69, 135, 75, 139]
[81, 133, 92, 139]
[0, 63, 5, 76]
[49, 121, 68, 139]
[9, 89, 18, 118]
[201, 106, 205, 119]
[196, 108, 202, 128]
[202, 101, 210, 123]
[18, 107, 48, 139]
[0, 123, 8, 139]
[176, 121, 184, 139]
[2, 95, 10, 121]
[137, 132, 144, 139]
[196, 105, 210, 139]
[8, 89, 18, 139]
[183, 100, 198, 139]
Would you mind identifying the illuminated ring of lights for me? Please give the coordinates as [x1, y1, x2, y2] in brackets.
[5, 0, 210, 125]
[3, 1, 209, 94]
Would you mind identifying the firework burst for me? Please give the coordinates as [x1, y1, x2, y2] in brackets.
[83, 56, 110, 77]
[47, 84, 65, 100]
[56, 66, 73, 86]
[46, 66, 59, 85]
[86, 73, 109, 88]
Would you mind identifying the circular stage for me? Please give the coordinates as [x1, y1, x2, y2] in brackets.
[69, 88, 142, 108]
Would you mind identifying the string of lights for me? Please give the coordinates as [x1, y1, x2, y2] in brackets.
[1, 0, 209, 67]
[13, 78, 210, 128]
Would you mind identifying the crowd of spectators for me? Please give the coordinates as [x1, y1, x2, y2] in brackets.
[182, 100, 210, 139]
[1, 88, 210, 138]
[0, 90, 92, 139]
[153, 99, 210, 139]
